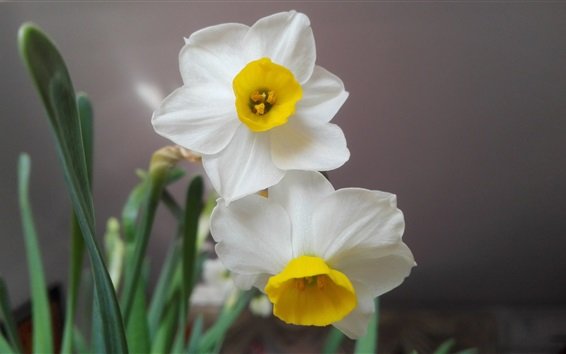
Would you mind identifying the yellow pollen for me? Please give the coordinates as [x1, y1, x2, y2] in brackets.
[254, 103, 266, 115]
[233, 58, 302, 132]
[264, 256, 357, 327]
[250, 91, 265, 103]
[266, 91, 276, 104]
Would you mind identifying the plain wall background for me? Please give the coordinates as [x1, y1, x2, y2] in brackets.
[1, 2, 565, 309]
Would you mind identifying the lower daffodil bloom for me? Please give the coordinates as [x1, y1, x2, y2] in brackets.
[152, 11, 349, 204]
[210, 171, 416, 338]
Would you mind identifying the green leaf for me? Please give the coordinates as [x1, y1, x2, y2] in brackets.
[354, 298, 379, 354]
[148, 241, 180, 340]
[17, 154, 53, 353]
[121, 164, 170, 325]
[197, 291, 254, 353]
[126, 280, 150, 354]
[180, 177, 204, 333]
[121, 176, 150, 243]
[454, 348, 479, 354]
[151, 292, 180, 354]
[72, 326, 90, 354]
[0, 333, 15, 354]
[323, 327, 345, 354]
[185, 315, 204, 354]
[0, 278, 22, 353]
[104, 218, 125, 289]
[433, 339, 455, 354]
[18, 24, 128, 353]
[61, 93, 91, 354]
[60, 214, 85, 354]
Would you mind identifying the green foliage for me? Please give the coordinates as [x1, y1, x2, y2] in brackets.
[0, 278, 22, 353]
[18, 23, 128, 353]
[323, 327, 346, 354]
[18, 154, 54, 353]
[354, 298, 379, 354]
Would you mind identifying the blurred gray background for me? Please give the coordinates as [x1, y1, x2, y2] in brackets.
[1, 2, 565, 350]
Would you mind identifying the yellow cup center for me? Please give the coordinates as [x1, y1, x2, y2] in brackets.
[264, 256, 357, 326]
[233, 58, 302, 132]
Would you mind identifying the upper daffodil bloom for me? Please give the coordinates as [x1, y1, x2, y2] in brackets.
[152, 11, 350, 204]
[210, 171, 416, 338]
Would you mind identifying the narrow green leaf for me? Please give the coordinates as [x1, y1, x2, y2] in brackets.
[433, 339, 455, 354]
[323, 327, 345, 354]
[18, 24, 128, 353]
[121, 176, 150, 243]
[197, 291, 254, 352]
[60, 214, 85, 354]
[0, 278, 23, 353]
[121, 165, 169, 325]
[72, 326, 90, 354]
[181, 177, 204, 334]
[148, 241, 180, 340]
[185, 315, 204, 354]
[151, 292, 180, 354]
[61, 93, 91, 354]
[455, 348, 478, 354]
[17, 154, 53, 353]
[126, 280, 150, 354]
[0, 333, 15, 354]
[91, 292, 104, 354]
[354, 298, 379, 354]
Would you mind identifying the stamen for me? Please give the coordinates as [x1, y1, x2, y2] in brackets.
[250, 91, 265, 103]
[317, 276, 326, 289]
[254, 103, 265, 115]
[266, 91, 276, 104]
[296, 278, 306, 290]
[249, 89, 275, 116]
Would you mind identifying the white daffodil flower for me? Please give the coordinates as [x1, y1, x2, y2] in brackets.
[210, 171, 416, 339]
[152, 11, 350, 204]
[191, 258, 235, 307]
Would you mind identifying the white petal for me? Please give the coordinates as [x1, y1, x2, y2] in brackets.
[268, 171, 334, 257]
[180, 23, 249, 86]
[231, 272, 271, 292]
[152, 86, 239, 154]
[332, 284, 375, 339]
[311, 189, 405, 260]
[210, 195, 293, 275]
[297, 66, 349, 124]
[270, 119, 350, 171]
[244, 11, 315, 84]
[203, 125, 285, 203]
[330, 242, 415, 297]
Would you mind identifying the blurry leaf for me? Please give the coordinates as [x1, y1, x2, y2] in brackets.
[104, 217, 125, 289]
[72, 326, 89, 354]
[126, 280, 150, 354]
[60, 214, 85, 354]
[197, 291, 254, 352]
[323, 327, 345, 354]
[121, 176, 150, 243]
[151, 292, 180, 354]
[121, 160, 171, 324]
[148, 241, 180, 340]
[454, 348, 478, 354]
[354, 298, 379, 354]
[0, 278, 22, 353]
[185, 315, 204, 354]
[0, 334, 15, 354]
[433, 339, 456, 354]
[181, 177, 204, 328]
[18, 24, 127, 352]
[18, 154, 53, 353]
